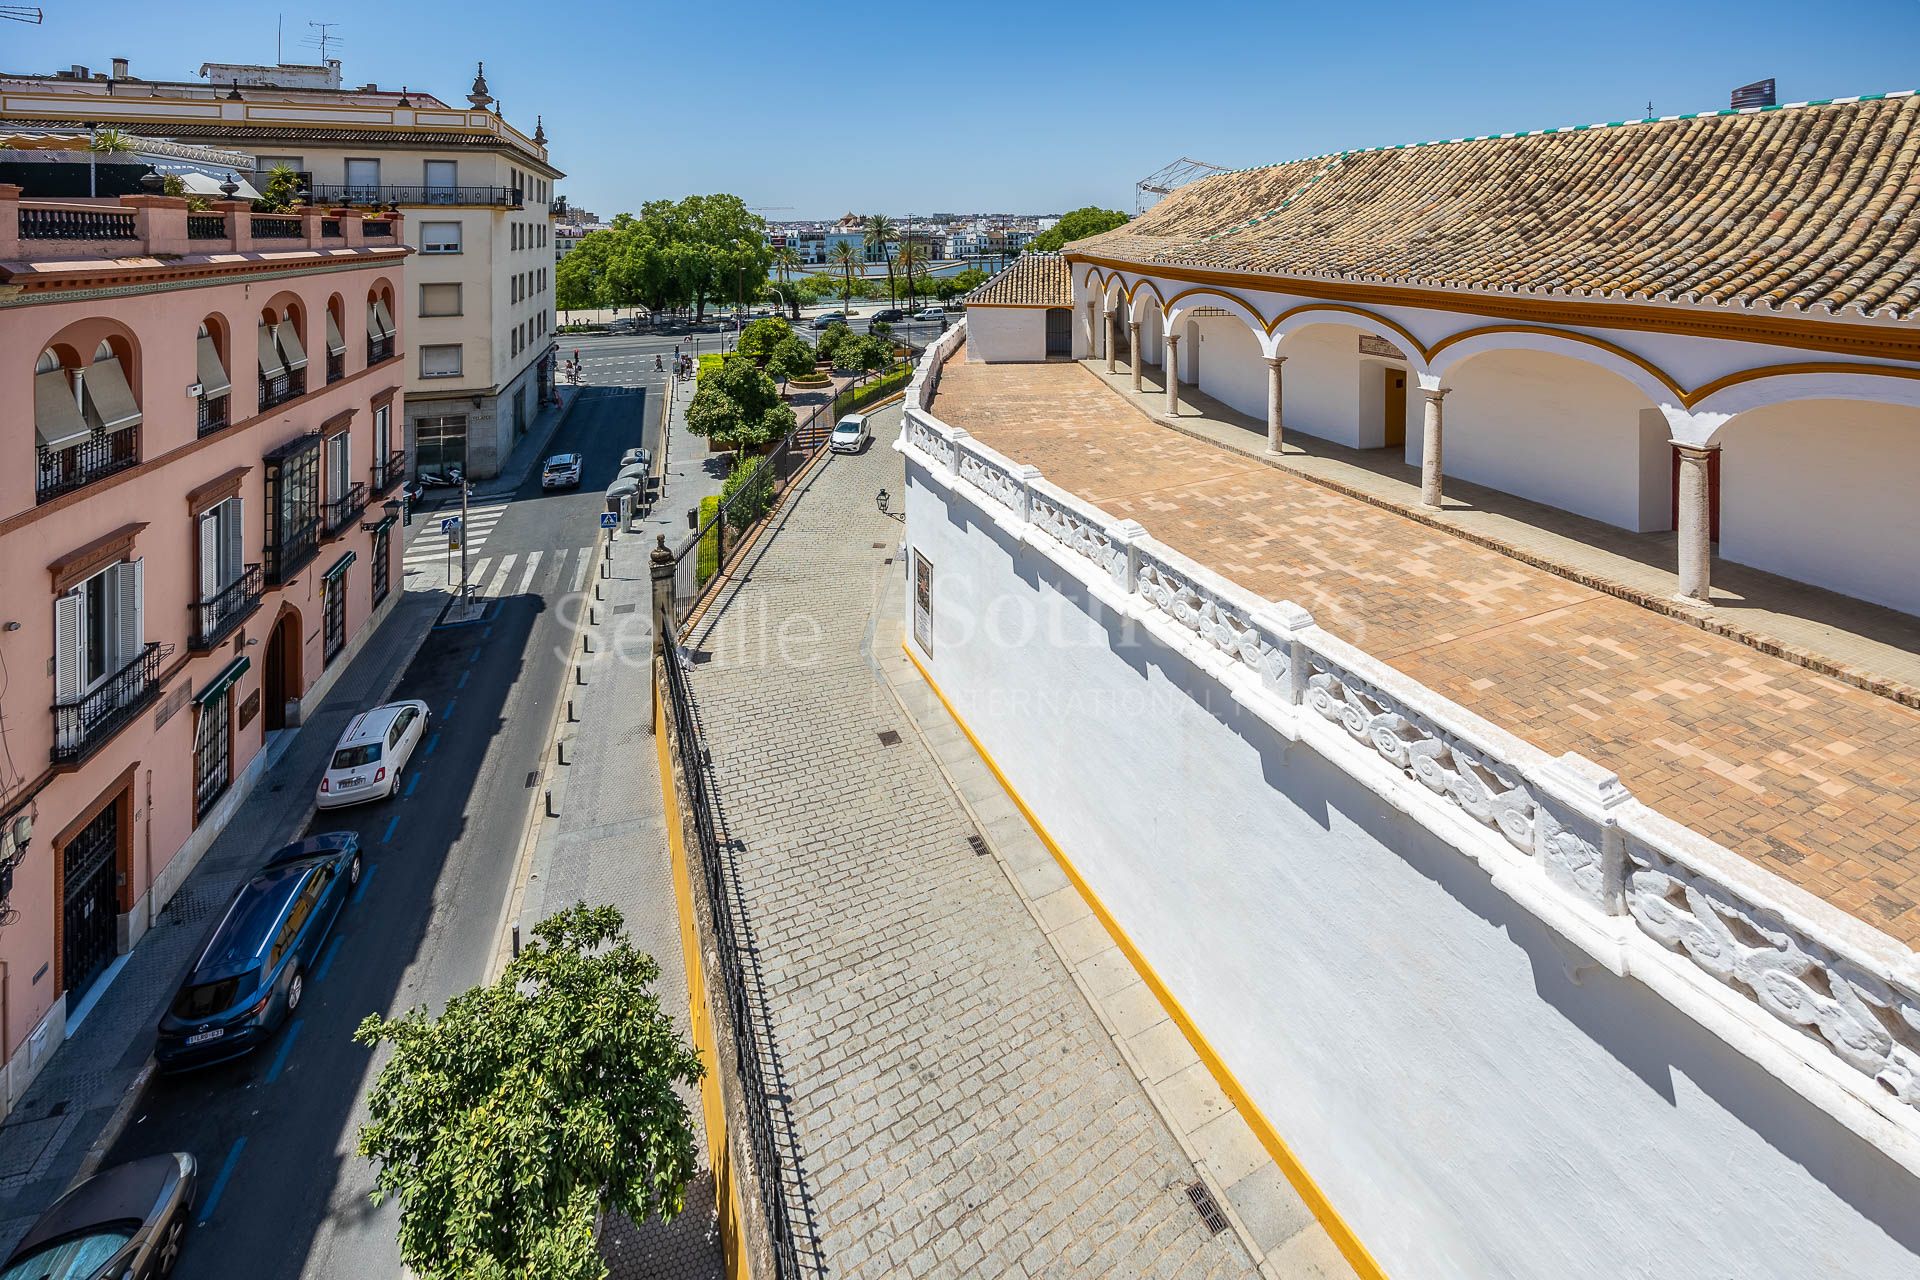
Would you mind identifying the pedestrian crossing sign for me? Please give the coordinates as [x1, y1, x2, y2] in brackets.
[440, 516, 462, 534]
[600, 513, 620, 529]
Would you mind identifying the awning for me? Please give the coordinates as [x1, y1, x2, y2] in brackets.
[158, 167, 262, 200]
[81, 356, 142, 432]
[325, 311, 346, 358]
[367, 512, 398, 535]
[323, 550, 357, 581]
[257, 324, 287, 379]
[274, 318, 308, 371]
[194, 655, 250, 706]
[196, 333, 231, 398]
[35, 368, 91, 451]
[369, 299, 395, 340]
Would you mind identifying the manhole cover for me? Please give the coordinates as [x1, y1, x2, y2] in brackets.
[612, 603, 637, 615]
[877, 730, 902, 746]
[0, 1116, 65, 1179]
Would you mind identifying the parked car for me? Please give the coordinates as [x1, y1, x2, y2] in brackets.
[606, 317, 641, 335]
[831, 413, 871, 454]
[620, 447, 652, 470]
[811, 312, 847, 330]
[542, 452, 583, 490]
[868, 308, 907, 327]
[155, 834, 364, 1071]
[0, 1152, 197, 1280]
[316, 701, 429, 809]
[912, 306, 946, 323]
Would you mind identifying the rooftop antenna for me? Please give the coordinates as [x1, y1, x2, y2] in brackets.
[302, 21, 342, 64]
[0, 7, 45, 23]
[1135, 156, 1228, 216]
[1645, 100, 1655, 121]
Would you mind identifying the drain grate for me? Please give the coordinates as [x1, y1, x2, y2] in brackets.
[525, 771, 538, 787]
[612, 603, 637, 615]
[967, 834, 988, 856]
[877, 729, 902, 746]
[871, 542, 886, 549]
[1186, 1181, 1230, 1235]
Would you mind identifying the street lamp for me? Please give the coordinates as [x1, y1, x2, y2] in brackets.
[876, 488, 890, 515]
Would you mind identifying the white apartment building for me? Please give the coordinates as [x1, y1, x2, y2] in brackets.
[0, 57, 563, 480]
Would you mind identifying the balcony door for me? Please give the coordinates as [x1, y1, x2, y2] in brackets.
[424, 160, 456, 205]
[345, 158, 380, 203]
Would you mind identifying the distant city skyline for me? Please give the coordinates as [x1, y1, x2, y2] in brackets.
[10, 0, 1920, 219]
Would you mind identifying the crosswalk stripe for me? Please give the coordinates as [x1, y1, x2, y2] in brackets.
[516, 551, 544, 597]
[571, 549, 590, 593]
[492, 553, 519, 596]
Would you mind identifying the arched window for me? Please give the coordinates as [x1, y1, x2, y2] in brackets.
[33, 333, 141, 502]
[324, 295, 347, 384]
[367, 287, 396, 365]
[197, 320, 232, 435]
[259, 302, 308, 408]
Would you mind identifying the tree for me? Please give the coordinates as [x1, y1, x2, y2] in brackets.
[686, 356, 796, 451]
[832, 333, 892, 376]
[1023, 206, 1130, 254]
[767, 335, 815, 393]
[827, 241, 861, 313]
[354, 905, 702, 1280]
[254, 163, 304, 213]
[896, 241, 926, 310]
[770, 245, 802, 319]
[863, 214, 898, 308]
[556, 229, 617, 314]
[813, 320, 854, 365]
[736, 316, 792, 364]
[721, 456, 775, 531]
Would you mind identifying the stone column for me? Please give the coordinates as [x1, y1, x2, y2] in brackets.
[1163, 333, 1182, 417]
[0, 184, 20, 260]
[1673, 442, 1718, 602]
[1105, 310, 1118, 374]
[1129, 321, 1143, 392]
[1264, 355, 1286, 455]
[1420, 388, 1448, 507]
[1085, 299, 1099, 360]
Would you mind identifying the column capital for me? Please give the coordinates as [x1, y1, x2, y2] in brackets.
[1668, 439, 1720, 458]
[1264, 354, 1287, 368]
[1423, 386, 1450, 402]
[1128, 317, 1140, 329]
[1164, 332, 1180, 345]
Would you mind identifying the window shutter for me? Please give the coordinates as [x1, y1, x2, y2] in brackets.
[223, 499, 245, 587]
[115, 557, 144, 671]
[55, 591, 83, 702]
[199, 510, 219, 600]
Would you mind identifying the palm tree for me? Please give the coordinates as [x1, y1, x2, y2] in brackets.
[87, 126, 135, 198]
[828, 241, 860, 314]
[771, 245, 801, 320]
[863, 214, 898, 308]
[896, 241, 926, 311]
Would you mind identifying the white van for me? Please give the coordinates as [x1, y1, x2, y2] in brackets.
[830, 413, 871, 454]
[316, 700, 430, 808]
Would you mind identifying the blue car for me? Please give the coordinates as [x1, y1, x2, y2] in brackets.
[155, 833, 363, 1071]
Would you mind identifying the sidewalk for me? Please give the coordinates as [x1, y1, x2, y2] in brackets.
[0, 584, 446, 1258]
[476, 383, 584, 498]
[675, 404, 1336, 1279]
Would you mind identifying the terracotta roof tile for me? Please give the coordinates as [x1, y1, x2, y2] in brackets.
[1074, 94, 1920, 319]
[965, 253, 1071, 307]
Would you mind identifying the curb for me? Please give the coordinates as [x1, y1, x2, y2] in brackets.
[475, 386, 585, 499]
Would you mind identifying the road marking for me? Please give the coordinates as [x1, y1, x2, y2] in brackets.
[422, 732, 440, 758]
[493, 554, 519, 594]
[403, 771, 422, 799]
[572, 550, 591, 593]
[381, 814, 400, 843]
[351, 863, 378, 904]
[442, 697, 458, 721]
[516, 550, 544, 596]
[264, 1020, 302, 1084]
[456, 668, 470, 690]
[466, 645, 483, 666]
[198, 1137, 247, 1224]
[313, 936, 345, 982]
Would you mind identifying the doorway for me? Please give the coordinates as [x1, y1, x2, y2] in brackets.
[263, 608, 302, 732]
[61, 795, 123, 1007]
[1383, 368, 1407, 449]
[1044, 308, 1073, 359]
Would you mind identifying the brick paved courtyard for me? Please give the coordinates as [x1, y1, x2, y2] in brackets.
[683, 423, 1261, 1279]
[930, 356, 1920, 946]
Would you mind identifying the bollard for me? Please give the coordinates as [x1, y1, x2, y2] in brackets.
[575, 665, 586, 685]
[590, 605, 599, 625]
[595, 582, 604, 601]
[512, 923, 521, 957]
[544, 787, 556, 816]
[558, 740, 569, 765]
[600, 558, 609, 579]
[567, 698, 577, 722]
[582, 635, 594, 653]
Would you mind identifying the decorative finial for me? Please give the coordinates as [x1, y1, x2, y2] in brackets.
[532, 114, 546, 146]
[219, 172, 240, 198]
[467, 61, 492, 109]
[398, 85, 412, 108]
[226, 83, 243, 101]
[139, 166, 165, 195]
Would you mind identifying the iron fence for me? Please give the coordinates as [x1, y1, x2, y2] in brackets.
[52, 643, 162, 764]
[197, 393, 230, 437]
[259, 367, 306, 409]
[191, 564, 262, 650]
[659, 632, 803, 1280]
[19, 206, 137, 240]
[368, 334, 395, 364]
[309, 184, 522, 208]
[251, 214, 302, 240]
[37, 423, 139, 503]
[323, 482, 369, 536]
[188, 213, 228, 240]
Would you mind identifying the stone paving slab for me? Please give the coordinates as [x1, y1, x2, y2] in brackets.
[930, 356, 1920, 948]
[682, 406, 1262, 1280]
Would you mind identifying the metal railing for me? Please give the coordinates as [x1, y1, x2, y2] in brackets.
[321, 217, 343, 238]
[51, 642, 162, 765]
[660, 633, 803, 1280]
[308, 184, 522, 207]
[197, 394, 230, 438]
[19, 205, 137, 240]
[191, 564, 263, 650]
[362, 221, 395, 238]
[327, 351, 345, 384]
[188, 213, 228, 240]
[36, 423, 140, 503]
[251, 214, 302, 239]
[371, 448, 407, 494]
[266, 514, 320, 585]
[259, 367, 306, 409]
[368, 334, 395, 364]
[323, 482, 368, 535]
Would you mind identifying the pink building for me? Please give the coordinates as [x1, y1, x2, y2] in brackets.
[0, 186, 408, 1112]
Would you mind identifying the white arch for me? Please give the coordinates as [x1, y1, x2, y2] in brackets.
[1164, 290, 1278, 358]
[1691, 369, 1920, 443]
[1269, 308, 1433, 378]
[1429, 330, 1679, 413]
[1126, 279, 1169, 325]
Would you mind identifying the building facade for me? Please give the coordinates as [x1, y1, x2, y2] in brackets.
[0, 186, 407, 1116]
[0, 58, 562, 481]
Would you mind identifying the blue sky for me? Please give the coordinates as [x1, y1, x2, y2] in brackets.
[10, 1, 1920, 220]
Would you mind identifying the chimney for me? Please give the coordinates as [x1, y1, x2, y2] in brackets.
[1731, 78, 1776, 110]
[111, 57, 129, 79]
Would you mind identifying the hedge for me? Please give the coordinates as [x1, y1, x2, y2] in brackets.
[835, 363, 913, 415]
[695, 495, 720, 584]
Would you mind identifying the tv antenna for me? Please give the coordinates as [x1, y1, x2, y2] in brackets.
[0, 6, 44, 22]
[302, 21, 343, 63]
[1135, 156, 1228, 215]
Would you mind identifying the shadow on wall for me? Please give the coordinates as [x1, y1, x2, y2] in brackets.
[928, 477, 1920, 1266]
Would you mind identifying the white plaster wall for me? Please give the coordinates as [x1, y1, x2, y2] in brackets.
[963, 307, 1048, 363]
[1192, 316, 1266, 421]
[904, 459, 1920, 1280]
[1438, 348, 1669, 531]
[1279, 324, 1364, 446]
[1719, 399, 1920, 617]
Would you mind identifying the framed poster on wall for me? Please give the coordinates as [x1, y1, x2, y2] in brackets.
[913, 550, 932, 657]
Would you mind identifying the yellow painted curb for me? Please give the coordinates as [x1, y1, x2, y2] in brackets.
[902, 640, 1387, 1280]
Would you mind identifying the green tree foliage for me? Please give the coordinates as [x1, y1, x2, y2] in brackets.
[832, 333, 893, 375]
[767, 335, 816, 388]
[686, 356, 796, 451]
[1024, 206, 1129, 254]
[555, 228, 617, 312]
[863, 214, 898, 307]
[736, 316, 792, 364]
[554, 196, 773, 318]
[827, 241, 861, 312]
[353, 905, 702, 1280]
[254, 164, 304, 213]
[721, 456, 775, 531]
[812, 321, 855, 365]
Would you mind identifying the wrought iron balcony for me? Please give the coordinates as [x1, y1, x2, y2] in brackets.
[321, 217, 343, 238]
[368, 334, 395, 364]
[323, 482, 369, 536]
[19, 205, 137, 240]
[327, 351, 345, 384]
[197, 394, 230, 438]
[51, 642, 162, 765]
[259, 367, 306, 410]
[188, 213, 228, 240]
[191, 564, 263, 651]
[371, 448, 408, 495]
[309, 184, 523, 208]
[37, 423, 139, 503]
[363, 221, 394, 238]
[265, 514, 320, 585]
[251, 214, 302, 240]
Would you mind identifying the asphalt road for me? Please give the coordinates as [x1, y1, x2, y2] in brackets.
[105, 342, 666, 1280]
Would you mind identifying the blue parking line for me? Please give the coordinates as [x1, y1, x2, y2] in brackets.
[198, 1137, 246, 1224]
[381, 815, 400, 844]
[351, 863, 378, 904]
[403, 772, 422, 799]
[442, 697, 457, 721]
[313, 935, 345, 982]
[467, 646, 484, 666]
[481, 625, 492, 639]
[264, 1020, 302, 1084]
[456, 668, 470, 690]
[421, 733, 440, 759]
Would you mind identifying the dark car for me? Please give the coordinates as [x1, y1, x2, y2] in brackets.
[155, 833, 363, 1071]
[868, 308, 906, 328]
[0, 1152, 196, 1280]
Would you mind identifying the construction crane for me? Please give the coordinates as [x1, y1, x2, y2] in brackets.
[1135, 156, 1229, 215]
[1, 6, 44, 22]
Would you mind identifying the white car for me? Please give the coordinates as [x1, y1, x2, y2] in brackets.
[542, 453, 583, 489]
[912, 306, 946, 323]
[316, 701, 430, 809]
[830, 413, 870, 454]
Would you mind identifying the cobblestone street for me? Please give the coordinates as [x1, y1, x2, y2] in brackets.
[683, 407, 1266, 1279]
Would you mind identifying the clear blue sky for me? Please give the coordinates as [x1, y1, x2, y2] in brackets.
[11, 1, 1920, 220]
